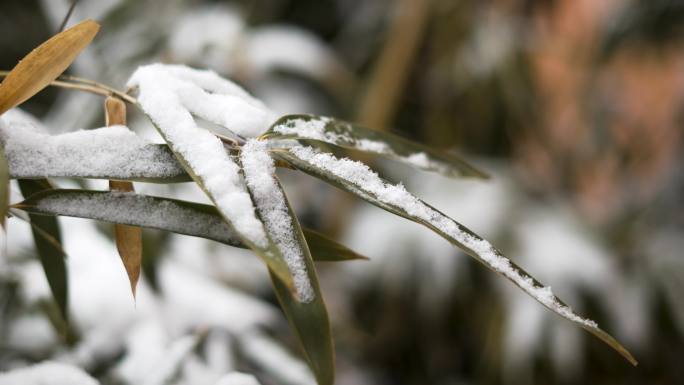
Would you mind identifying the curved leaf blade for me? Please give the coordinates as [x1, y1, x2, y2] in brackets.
[274, 146, 637, 366]
[265, 114, 488, 179]
[0, 146, 8, 229]
[17, 179, 68, 322]
[13, 189, 365, 263]
[105, 96, 142, 299]
[240, 140, 334, 384]
[0, 19, 100, 114]
[129, 65, 296, 291]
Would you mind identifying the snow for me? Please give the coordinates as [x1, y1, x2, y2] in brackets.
[30, 191, 241, 246]
[128, 64, 270, 247]
[214, 372, 262, 385]
[273, 116, 330, 141]
[240, 140, 314, 302]
[0, 120, 185, 181]
[168, 6, 245, 73]
[289, 145, 599, 329]
[139, 334, 199, 385]
[0, 362, 99, 385]
[246, 25, 340, 78]
[239, 330, 316, 385]
[271, 116, 470, 177]
[128, 64, 276, 138]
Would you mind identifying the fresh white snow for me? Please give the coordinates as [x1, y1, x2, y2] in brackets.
[0, 117, 185, 180]
[272, 116, 454, 174]
[128, 64, 269, 247]
[0, 362, 100, 385]
[30, 191, 240, 246]
[240, 140, 314, 302]
[288, 145, 599, 328]
[128, 64, 276, 138]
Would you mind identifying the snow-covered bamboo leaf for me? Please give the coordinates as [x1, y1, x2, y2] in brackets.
[14, 189, 366, 263]
[105, 96, 143, 299]
[264, 114, 488, 179]
[128, 64, 295, 291]
[274, 146, 637, 366]
[240, 139, 334, 385]
[0, 19, 99, 114]
[109, 181, 142, 299]
[17, 179, 69, 322]
[0, 121, 189, 183]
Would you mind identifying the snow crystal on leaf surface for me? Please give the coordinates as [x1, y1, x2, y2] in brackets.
[129, 64, 276, 138]
[0, 118, 184, 180]
[240, 139, 314, 302]
[289, 145, 599, 329]
[32, 192, 239, 245]
[128, 64, 269, 247]
[214, 372, 262, 385]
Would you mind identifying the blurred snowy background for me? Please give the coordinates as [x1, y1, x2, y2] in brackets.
[1, 0, 683, 384]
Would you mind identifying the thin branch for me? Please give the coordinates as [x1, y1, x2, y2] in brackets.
[58, 0, 80, 32]
[0, 71, 138, 105]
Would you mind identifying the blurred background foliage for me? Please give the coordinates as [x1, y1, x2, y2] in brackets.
[1, 0, 683, 384]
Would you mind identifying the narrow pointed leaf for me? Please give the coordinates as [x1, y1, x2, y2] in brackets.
[240, 140, 334, 385]
[105, 96, 142, 298]
[0, 146, 8, 229]
[129, 65, 296, 292]
[274, 146, 637, 366]
[264, 114, 488, 179]
[14, 189, 366, 263]
[109, 180, 142, 298]
[0, 19, 100, 114]
[17, 179, 68, 322]
[1, 119, 188, 183]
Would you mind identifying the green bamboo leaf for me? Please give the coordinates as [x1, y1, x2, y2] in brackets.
[264, 114, 488, 179]
[17, 179, 68, 322]
[274, 146, 637, 366]
[129, 65, 297, 292]
[240, 139, 334, 384]
[13, 189, 366, 263]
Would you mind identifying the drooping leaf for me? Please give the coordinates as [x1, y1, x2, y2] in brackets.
[240, 139, 334, 384]
[264, 114, 488, 179]
[105, 96, 142, 299]
[109, 181, 142, 298]
[0, 146, 8, 229]
[13, 189, 366, 263]
[0, 19, 99, 114]
[17, 179, 69, 322]
[274, 146, 637, 366]
[128, 64, 296, 292]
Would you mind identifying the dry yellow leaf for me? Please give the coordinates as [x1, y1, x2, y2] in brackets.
[0, 19, 99, 115]
[105, 97, 142, 299]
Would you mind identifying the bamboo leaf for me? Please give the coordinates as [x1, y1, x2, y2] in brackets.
[129, 65, 296, 292]
[264, 114, 488, 179]
[17, 179, 69, 322]
[0, 19, 99, 114]
[240, 140, 334, 384]
[0, 146, 8, 229]
[1, 119, 189, 183]
[109, 181, 142, 298]
[105, 96, 142, 299]
[274, 146, 637, 366]
[13, 189, 366, 263]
